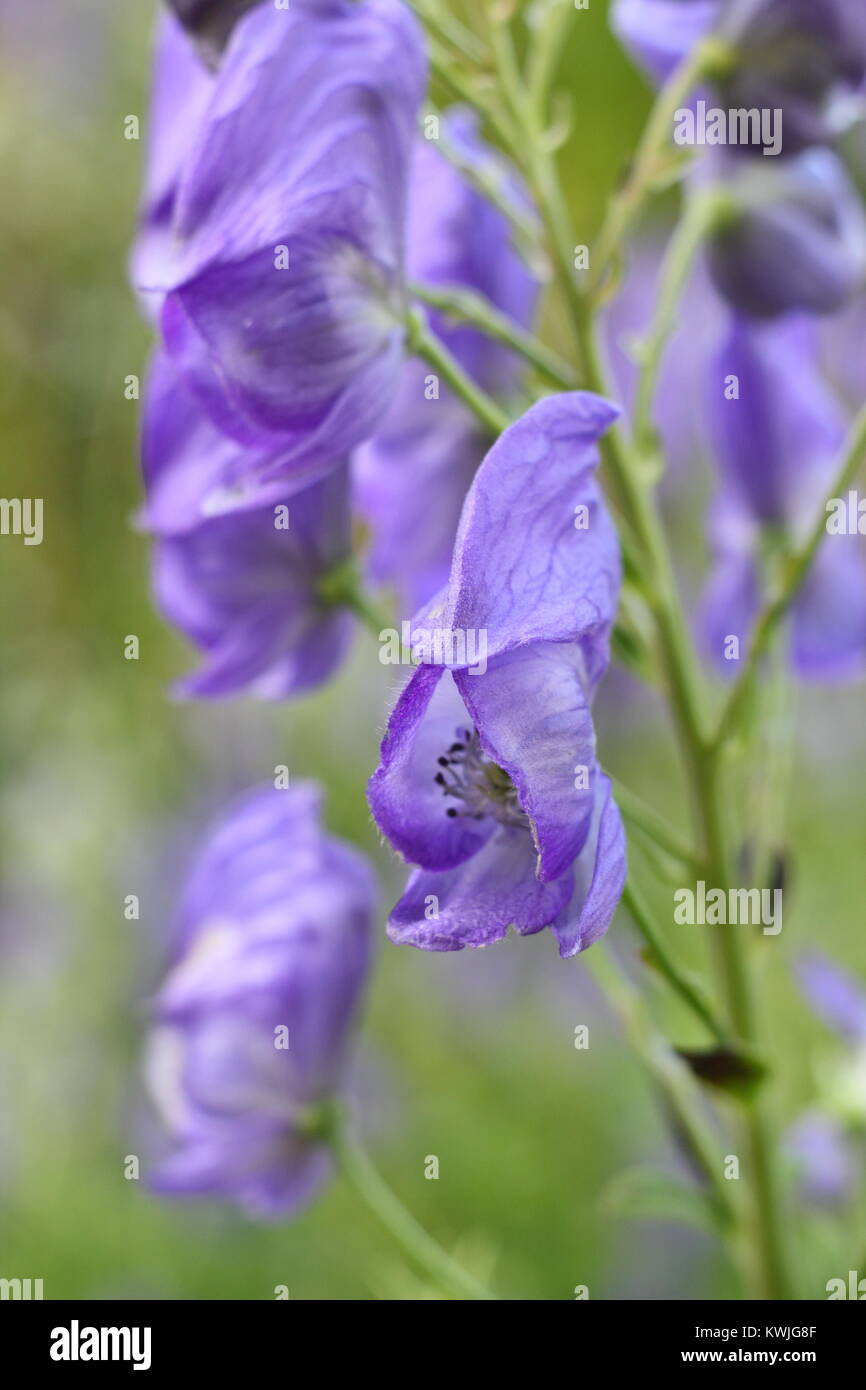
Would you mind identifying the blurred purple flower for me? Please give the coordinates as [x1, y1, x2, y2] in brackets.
[611, 0, 719, 85]
[152, 462, 354, 701]
[706, 151, 866, 319]
[786, 1110, 856, 1206]
[146, 782, 376, 1218]
[700, 312, 866, 681]
[355, 365, 485, 616]
[795, 952, 866, 1044]
[368, 395, 627, 958]
[356, 110, 538, 614]
[131, 16, 214, 318]
[134, 0, 426, 509]
[612, 1, 866, 151]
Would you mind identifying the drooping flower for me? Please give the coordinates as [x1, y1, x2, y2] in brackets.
[705, 150, 866, 319]
[612, 0, 866, 152]
[368, 394, 627, 958]
[700, 312, 866, 681]
[136, 0, 426, 507]
[355, 109, 538, 613]
[151, 459, 354, 700]
[146, 783, 376, 1217]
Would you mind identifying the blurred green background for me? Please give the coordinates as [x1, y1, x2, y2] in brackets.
[1, 0, 864, 1300]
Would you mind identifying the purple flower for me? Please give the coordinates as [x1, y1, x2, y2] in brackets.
[706, 151, 866, 319]
[612, 1, 866, 152]
[700, 312, 866, 681]
[355, 111, 538, 613]
[368, 395, 627, 958]
[151, 461, 354, 701]
[146, 783, 376, 1218]
[786, 1111, 856, 1206]
[795, 953, 866, 1044]
[136, 0, 426, 507]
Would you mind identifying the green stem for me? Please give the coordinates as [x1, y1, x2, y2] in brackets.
[424, 102, 543, 257]
[408, 308, 511, 435]
[317, 560, 393, 638]
[330, 1119, 496, 1301]
[622, 880, 731, 1046]
[587, 34, 736, 301]
[451, 5, 791, 1299]
[411, 279, 575, 389]
[587, 946, 736, 1231]
[411, 0, 489, 65]
[713, 402, 866, 750]
[612, 779, 698, 869]
[631, 190, 735, 458]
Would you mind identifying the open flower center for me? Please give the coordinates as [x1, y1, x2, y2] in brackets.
[433, 726, 528, 829]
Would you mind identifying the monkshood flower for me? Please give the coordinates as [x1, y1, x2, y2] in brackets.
[151, 461, 353, 700]
[356, 110, 538, 613]
[705, 150, 866, 318]
[700, 313, 866, 680]
[146, 783, 375, 1216]
[137, 0, 426, 505]
[612, 1, 866, 152]
[368, 395, 627, 957]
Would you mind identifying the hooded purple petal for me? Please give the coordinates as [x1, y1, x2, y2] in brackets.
[414, 393, 621, 674]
